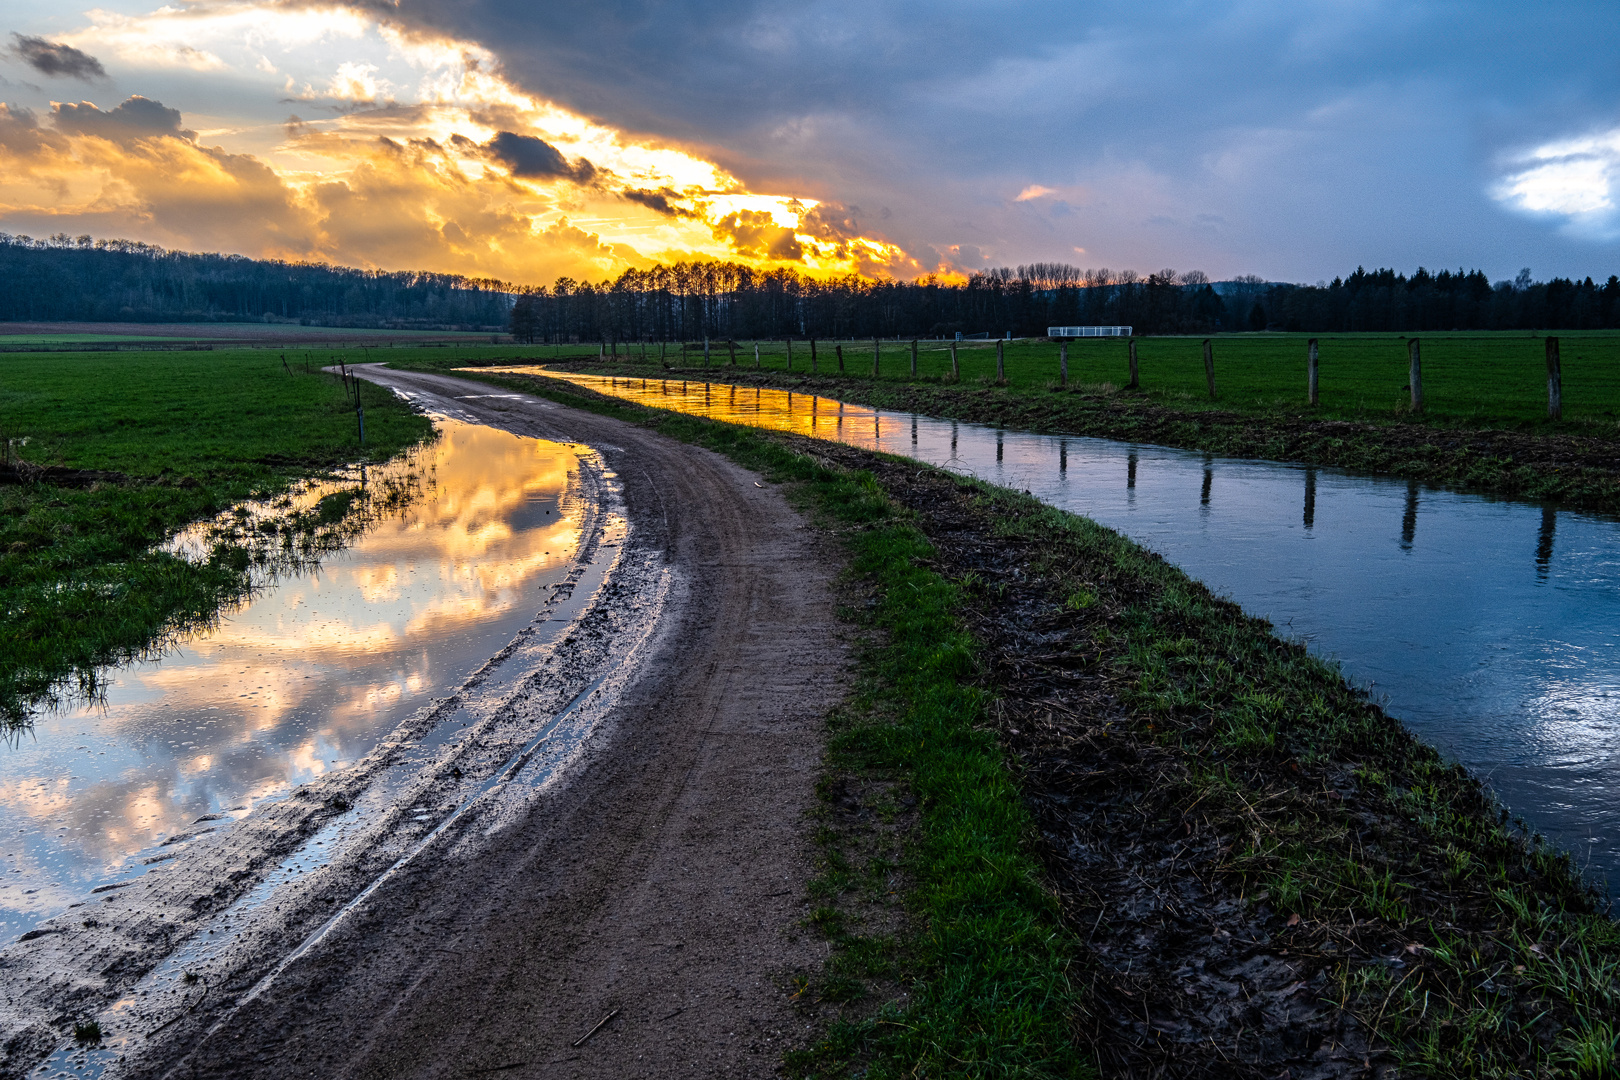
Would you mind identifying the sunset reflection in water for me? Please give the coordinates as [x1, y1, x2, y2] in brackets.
[0, 420, 587, 938]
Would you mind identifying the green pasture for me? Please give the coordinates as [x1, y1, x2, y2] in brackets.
[596, 332, 1620, 429]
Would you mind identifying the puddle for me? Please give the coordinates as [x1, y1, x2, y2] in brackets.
[0, 420, 593, 941]
[512, 370, 1620, 891]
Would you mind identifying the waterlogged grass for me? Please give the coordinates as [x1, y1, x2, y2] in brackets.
[407, 365, 1088, 1078]
[0, 348, 433, 721]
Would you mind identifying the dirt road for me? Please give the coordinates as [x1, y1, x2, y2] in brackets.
[121, 368, 847, 1078]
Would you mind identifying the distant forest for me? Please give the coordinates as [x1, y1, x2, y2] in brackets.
[5, 232, 1620, 340]
[512, 262, 1620, 343]
[0, 233, 512, 329]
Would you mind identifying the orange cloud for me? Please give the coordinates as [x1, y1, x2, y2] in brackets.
[0, 76, 928, 284]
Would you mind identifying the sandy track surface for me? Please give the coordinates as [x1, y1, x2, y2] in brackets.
[111, 369, 847, 1078]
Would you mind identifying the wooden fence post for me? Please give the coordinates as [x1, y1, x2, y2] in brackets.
[1308, 338, 1319, 406]
[728, 339, 737, 365]
[996, 339, 1006, 383]
[1203, 339, 1216, 399]
[910, 339, 918, 376]
[873, 337, 880, 376]
[836, 343, 845, 372]
[785, 337, 792, 373]
[951, 341, 960, 381]
[704, 337, 710, 365]
[1547, 336, 1562, 420]
[1127, 337, 1140, 389]
[1060, 342, 1068, 387]
[810, 338, 817, 374]
[755, 342, 761, 369]
[1408, 338, 1424, 413]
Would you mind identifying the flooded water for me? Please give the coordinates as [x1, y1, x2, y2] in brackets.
[0, 420, 590, 939]
[523, 370, 1620, 891]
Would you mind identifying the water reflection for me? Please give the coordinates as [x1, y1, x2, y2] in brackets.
[500, 369, 1620, 891]
[1402, 481, 1419, 550]
[0, 421, 588, 938]
[1538, 506, 1557, 579]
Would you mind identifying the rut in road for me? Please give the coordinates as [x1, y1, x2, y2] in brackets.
[124, 368, 851, 1079]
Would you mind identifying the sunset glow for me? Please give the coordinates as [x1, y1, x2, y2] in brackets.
[0, 1, 926, 285]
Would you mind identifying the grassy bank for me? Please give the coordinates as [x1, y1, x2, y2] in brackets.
[438, 334, 1620, 511]
[0, 348, 433, 722]
[422, 362, 1620, 1078]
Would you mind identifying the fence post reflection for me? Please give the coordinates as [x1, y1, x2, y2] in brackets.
[1200, 457, 1213, 509]
[997, 430, 1004, 464]
[1401, 480, 1418, 549]
[1304, 468, 1317, 530]
[1537, 505, 1557, 579]
[1059, 439, 1068, 476]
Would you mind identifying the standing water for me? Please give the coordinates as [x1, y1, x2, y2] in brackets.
[0, 420, 592, 939]
[520, 370, 1620, 891]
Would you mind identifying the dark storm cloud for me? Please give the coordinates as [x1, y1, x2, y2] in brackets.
[9, 34, 105, 80]
[620, 187, 698, 218]
[483, 131, 596, 183]
[53, 97, 193, 140]
[368, 1, 1620, 279]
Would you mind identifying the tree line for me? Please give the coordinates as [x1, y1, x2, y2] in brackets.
[5, 231, 1617, 340]
[0, 233, 512, 329]
[511, 261, 1620, 343]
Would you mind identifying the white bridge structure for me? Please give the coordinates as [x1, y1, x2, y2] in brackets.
[1048, 326, 1133, 338]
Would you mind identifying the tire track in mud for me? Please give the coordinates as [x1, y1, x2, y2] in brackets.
[16, 368, 847, 1079]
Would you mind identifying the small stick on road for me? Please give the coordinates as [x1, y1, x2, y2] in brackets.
[573, 1008, 621, 1048]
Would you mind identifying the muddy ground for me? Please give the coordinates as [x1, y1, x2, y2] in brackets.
[16, 369, 851, 1079]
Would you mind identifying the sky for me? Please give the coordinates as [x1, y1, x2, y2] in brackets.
[1, 1, 1619, 288]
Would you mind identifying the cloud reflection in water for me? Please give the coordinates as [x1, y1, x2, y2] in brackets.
[0, 420, 587, 938]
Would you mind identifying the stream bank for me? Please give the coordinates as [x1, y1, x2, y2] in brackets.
[526, 359, 1620, 514]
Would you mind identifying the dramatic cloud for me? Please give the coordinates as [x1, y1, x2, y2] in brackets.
[11, 0, 1620, 285]
[52, 96, 192, 140]
[353, 0, 1620, 280]
[9, 34, 105, 81]
[482, 131, 595, 183]
[620, 187, 698, 218]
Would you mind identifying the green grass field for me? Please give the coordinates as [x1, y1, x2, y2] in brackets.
[598, 332, 1620, 431]
[0, 347, 434, 722]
